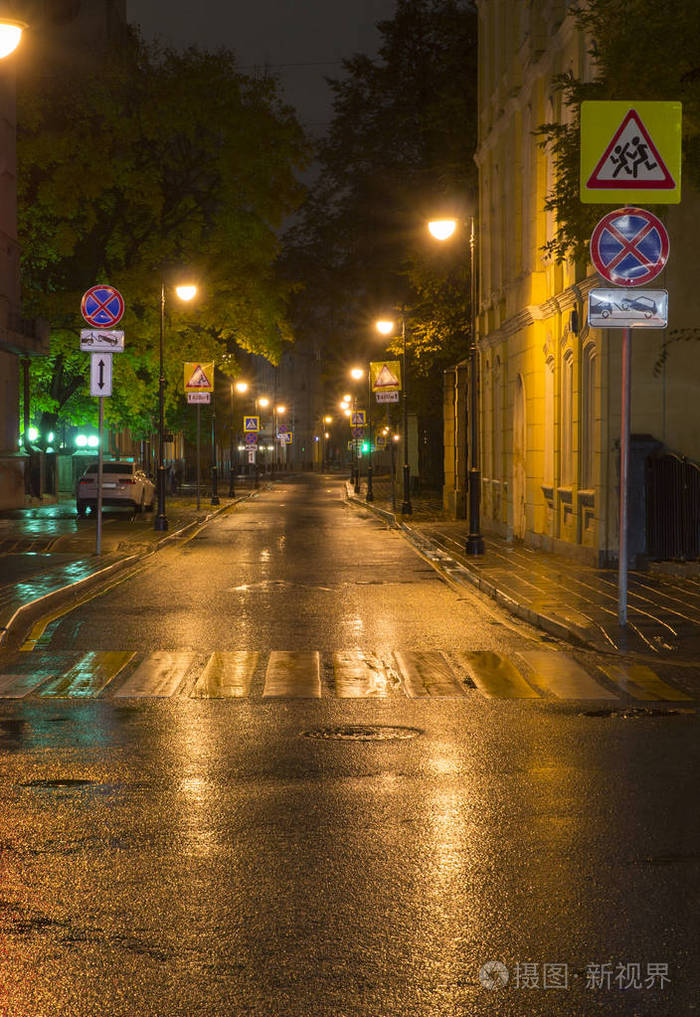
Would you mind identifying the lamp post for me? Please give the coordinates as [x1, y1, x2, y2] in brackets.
[155, 282, 196, 531]
[428, 216, 484, 555]
[376, 316, 412, 514]
[349, 369, 364, 494]
[229, 380, 248, 497]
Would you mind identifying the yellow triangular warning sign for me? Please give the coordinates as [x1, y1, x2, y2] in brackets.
[587, 109, 675, 191]
[371, 360, 402, 391]
[183, 361, 214, 392]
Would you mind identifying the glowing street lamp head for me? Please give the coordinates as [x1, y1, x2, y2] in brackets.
[375, 319, 394, 336]
[323, 415, 333, 424]
[350, 367, 363, 380]
[175, 283, 197, 301]
[428, 218, 458, 241]
[276, 404, 286, 415]
[258, 396, 270, 408]
[0, 20, 25, 59]
[235, 380, 248, 394]
[343, 408, 351, 418]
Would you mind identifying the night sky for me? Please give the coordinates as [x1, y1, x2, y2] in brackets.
[126, 0, 397, 133]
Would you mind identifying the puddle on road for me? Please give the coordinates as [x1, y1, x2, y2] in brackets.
[303, 724, 422, 742]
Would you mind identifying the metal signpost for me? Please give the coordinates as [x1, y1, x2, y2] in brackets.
[81, 286, 125, 555]
[582, 102, 680, 627]
[184, 364, 214, 511]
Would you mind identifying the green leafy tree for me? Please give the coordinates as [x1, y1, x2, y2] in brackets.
[18, 36, 309, 441]
[537, 0, 700, 263]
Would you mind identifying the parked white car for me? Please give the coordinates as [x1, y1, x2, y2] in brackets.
[76, 461, 156, 516]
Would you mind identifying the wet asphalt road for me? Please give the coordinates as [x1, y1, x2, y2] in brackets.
[0, 475, 697, 1016]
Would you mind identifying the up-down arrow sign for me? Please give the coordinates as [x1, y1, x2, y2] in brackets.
[90, 351, 113, 396]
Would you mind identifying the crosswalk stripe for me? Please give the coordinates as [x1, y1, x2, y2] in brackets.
[37, 651, 134, 698]
[192, 651, 258, 698]
[333, 650, 391, 697]
[393, 650, 464, 697]
[262, 650, 321, 697]
[599, 661, 693, 701]
[518, 650, 617, 699]
[113, 651, 195, 698]
[455, 650, 540, 698]
[0, 661, 72, 699]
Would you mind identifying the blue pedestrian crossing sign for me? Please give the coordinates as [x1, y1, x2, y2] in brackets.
[244, 416, 260, 433]
[351, 410, 366, 427]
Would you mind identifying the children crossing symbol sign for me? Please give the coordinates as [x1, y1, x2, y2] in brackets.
[183, 362, 214, 392]
[580, 101, 682, 204]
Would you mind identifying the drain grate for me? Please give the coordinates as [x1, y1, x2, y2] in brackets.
[21, 778, 96, 790]
[303, 725, 422, 741]
[580, 707, 695, 719]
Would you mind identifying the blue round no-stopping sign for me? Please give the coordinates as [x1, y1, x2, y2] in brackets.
[81, 284, 125, 326]
[589, 207, 669, 287]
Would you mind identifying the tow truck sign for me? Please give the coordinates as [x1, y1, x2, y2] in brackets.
[588, 288, 668, 329]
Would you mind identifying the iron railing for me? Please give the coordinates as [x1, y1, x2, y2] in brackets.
[646, 451, 700, 560]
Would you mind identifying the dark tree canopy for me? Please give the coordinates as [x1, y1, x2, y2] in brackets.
[18, 35, 309, 437]
[538, 0, 700, 264]
[285, 0, 479, 402]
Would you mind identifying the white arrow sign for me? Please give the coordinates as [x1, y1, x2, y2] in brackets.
[90, 352, 113, 396]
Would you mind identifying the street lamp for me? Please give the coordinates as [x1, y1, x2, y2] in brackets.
[274, 404, 286, 469]
[428, 216, 484, 554]
[229, 380, 248, 496]
[0, 19, 24, 59]
[376, 316, 412, 514]
[322, 415, 332, 470]
[155, 280, 197, 531]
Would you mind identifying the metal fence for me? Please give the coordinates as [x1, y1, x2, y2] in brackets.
[646, 451, 700, 561]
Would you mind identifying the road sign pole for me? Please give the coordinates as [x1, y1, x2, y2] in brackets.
[196, 403, 201, 512]
[618, 326, 632, 626]
[96, 396, 104, 555]
[211, 400, 219, 506]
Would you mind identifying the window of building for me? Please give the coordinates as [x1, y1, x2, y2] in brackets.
[560, 349, 574, 486]
[544, 356, 554, 488]
[492, 356, 503, 481]
[581, 343, 597, 488]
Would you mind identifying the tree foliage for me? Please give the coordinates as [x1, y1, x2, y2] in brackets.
[285, 0, 479, 399]
[18, 36, 309, 438]
[538, 0, 700, 263]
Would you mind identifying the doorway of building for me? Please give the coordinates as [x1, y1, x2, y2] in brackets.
[513, 373, 527, 539]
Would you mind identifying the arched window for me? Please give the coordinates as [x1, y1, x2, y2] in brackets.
[493, 356, 503, 481]
[560, 349, 574, 486]
[581, 343, 598, 488]
[483, 359, 492, 478]
[544, 356, 555, 487]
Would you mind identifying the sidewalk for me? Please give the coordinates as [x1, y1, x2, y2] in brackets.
[347, 481, 700, 662]
[0, 491, 249, 648]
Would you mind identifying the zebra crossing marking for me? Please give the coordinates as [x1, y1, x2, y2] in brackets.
[455, 650, 540, 698]
[262, 650, 321, 697]
[518, 650, 617, 700]
[37, 651, 134, 698]
[599, 661, 693, 701]
[113, 650, 196, 698]
[333, 650, 391, 697]
[0, 648, 692, 703]
[192, 651, 258, 698]
[393, 650, 465, 697]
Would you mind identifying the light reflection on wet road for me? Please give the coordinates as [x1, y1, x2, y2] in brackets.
[0, 476, 696, 1016]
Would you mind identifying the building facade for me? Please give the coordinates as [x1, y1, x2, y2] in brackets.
[443, 0, 700, 564]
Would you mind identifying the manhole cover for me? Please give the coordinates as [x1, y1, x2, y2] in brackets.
[21, 778, 96, 790]
[303, 725, 422, 741]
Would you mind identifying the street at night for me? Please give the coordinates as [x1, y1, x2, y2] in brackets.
[0, 476, 696, 1015]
